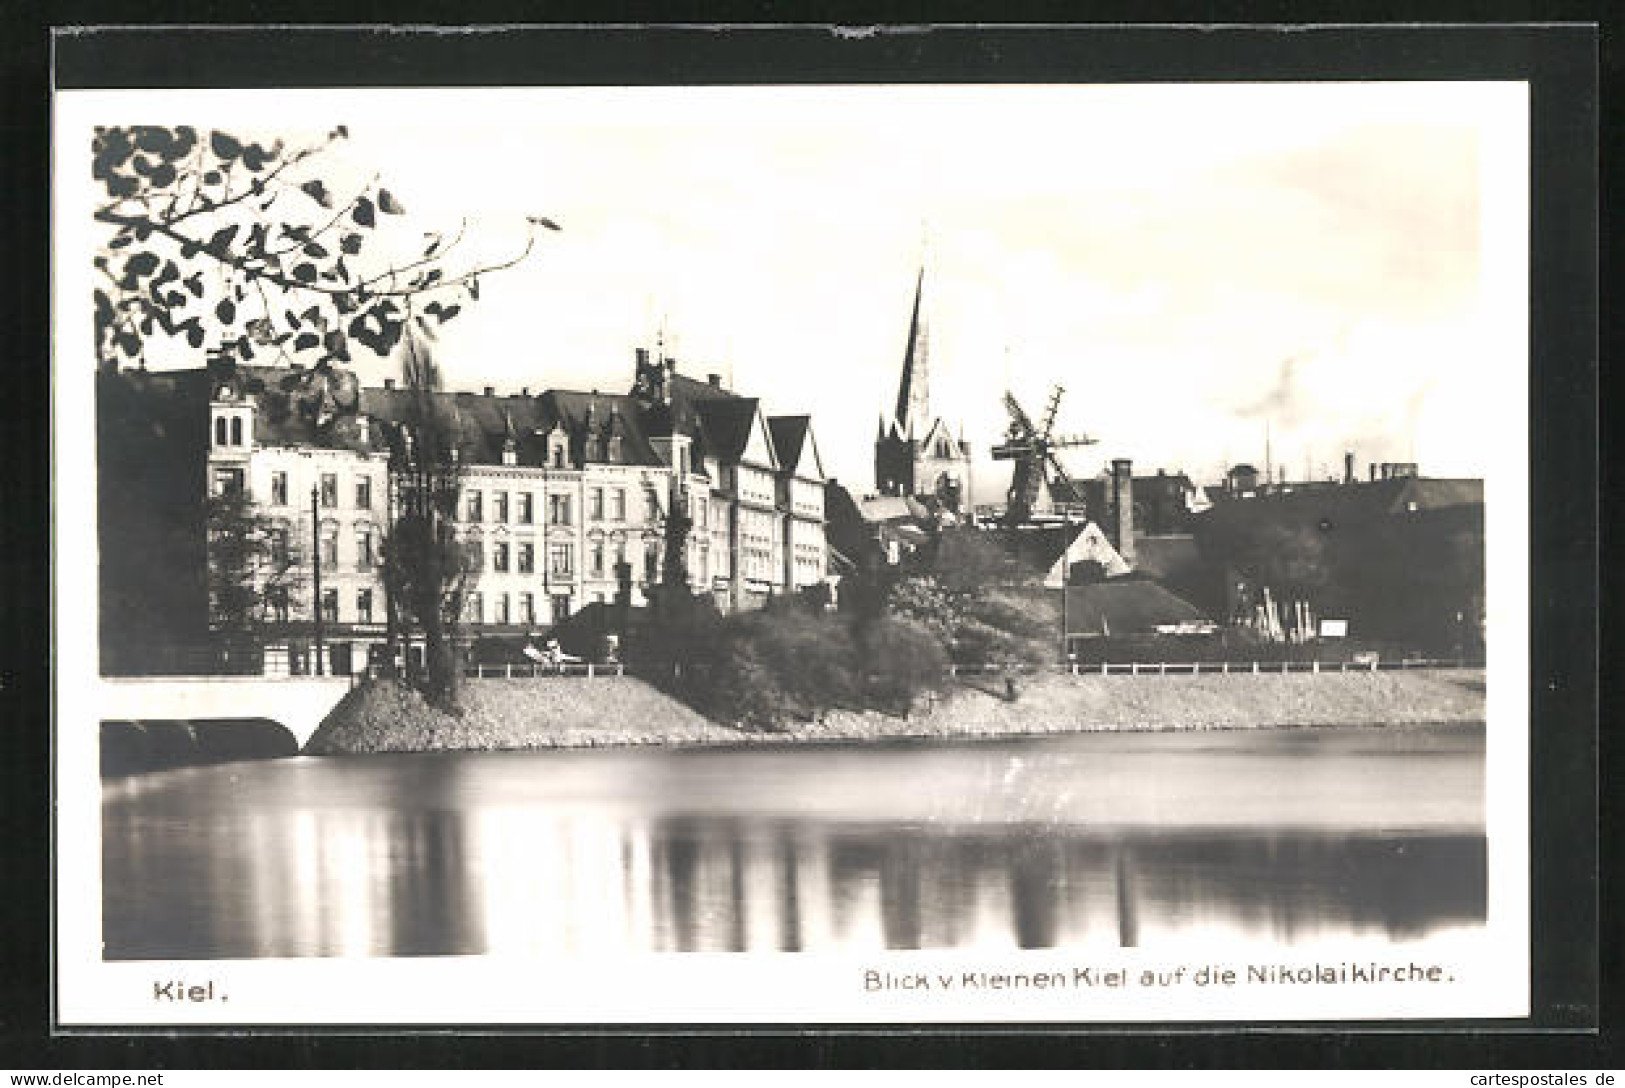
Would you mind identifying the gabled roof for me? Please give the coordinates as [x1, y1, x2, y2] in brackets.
[767, 415, 811, 474]
[694, 397, 765, 465]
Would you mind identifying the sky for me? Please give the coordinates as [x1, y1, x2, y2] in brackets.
[73, 83, 1528, 501]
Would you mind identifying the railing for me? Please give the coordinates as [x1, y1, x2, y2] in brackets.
[462, 662, 627, 680]
[946, 658, 1482, 678]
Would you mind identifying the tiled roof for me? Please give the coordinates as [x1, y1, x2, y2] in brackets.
[1064, 578, 1208, 636]
[982, 523, 1087, 574]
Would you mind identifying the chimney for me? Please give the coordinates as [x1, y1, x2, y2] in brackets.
[1369, 462, 1377, 482]
[707, 373, 723, 388]
[1110, 458, 1135, 565]
[483, 386, 495, 397]
[521, 387, 529, 397]
[383, 378, 395, 390]
[635, 347, 649, 367]
[1344, 451, 1355, 485]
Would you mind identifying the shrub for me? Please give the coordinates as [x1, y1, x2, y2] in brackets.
[677, 608, 860, 730]
[884, 575, 959, 644]
[860, 615, 948, 714]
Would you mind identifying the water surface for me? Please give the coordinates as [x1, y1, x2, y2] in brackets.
[102, 725, 1485, 959]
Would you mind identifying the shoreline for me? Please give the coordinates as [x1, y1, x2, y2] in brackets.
[302, 669, 1487, 756]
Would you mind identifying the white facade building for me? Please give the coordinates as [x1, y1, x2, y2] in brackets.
[203, 348, 831, 673]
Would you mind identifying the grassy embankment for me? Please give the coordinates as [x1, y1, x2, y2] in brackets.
[303, 668, 1486, 755]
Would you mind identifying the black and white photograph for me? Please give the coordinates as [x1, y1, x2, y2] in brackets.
[51, 33, 1542, 1027]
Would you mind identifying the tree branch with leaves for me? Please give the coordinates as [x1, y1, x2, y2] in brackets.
[91, 124, 559, 371]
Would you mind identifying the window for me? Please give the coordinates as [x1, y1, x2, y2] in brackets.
[271, 471, 288, 506]
[643, 540, 659, 583]
[321, 589, 339, 623]
[493, 541, 510, 573]
[269, 526, 289, 565]
[231, 417, 243, 446]
[212, 467, 244, 497]
[549, 494, 572, 526]
[611, 488, 626, 521]
[590, 487, 604, 521]
[356, 477, 372, 510]
[356, 589, 373, 624]
[466, 592, 482, 624]
[356, 528, 374, 569]
[551, 594, 571, 623]
[552, 444, 566, 469]
[466, 490, 483, 522]
[518, 593, 534, 626]
[321, 473, 338, 508]
[214, 418, 228, 447]
[494, 593, 510, 625]
[591, 541, 605, 577]
[518, 542, 534, 574]
[494, 491, 509, 523]
[267, 585, 290, 623]
[549, 542, 573, 577]
[615, 539, 627, 569]
[320, 527, 338, 567]
[644, 487, 660, 522]
[518, 492, 533, 524]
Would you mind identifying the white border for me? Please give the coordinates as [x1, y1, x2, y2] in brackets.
[52, 82, 1529, 1026]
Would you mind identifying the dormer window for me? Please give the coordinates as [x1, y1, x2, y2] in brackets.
[503, 440, 517, 467]
[231, 417, 244, 446]
[215, 418, 228, 446]
[552, 446, 566, 469]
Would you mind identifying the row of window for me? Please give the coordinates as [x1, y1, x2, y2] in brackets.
[260, 471, 373, 511]
[460, 485, 684, 527]
[265, 587, 375, 626]
[464, 591, 575, 627]
[468, 540, 577, 577]
[265, 524, 377, 571]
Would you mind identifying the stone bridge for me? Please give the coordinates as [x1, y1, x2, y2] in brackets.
[99, 675, 356, 749]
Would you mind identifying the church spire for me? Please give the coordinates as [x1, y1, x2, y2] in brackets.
[894, 264, 930, 439]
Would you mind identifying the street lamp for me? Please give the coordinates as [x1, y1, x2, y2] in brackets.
[310, 482, 324, 676]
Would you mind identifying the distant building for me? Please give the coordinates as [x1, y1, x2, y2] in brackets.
[873, 267, 974, 512]
[1193, 472, 1485, 652]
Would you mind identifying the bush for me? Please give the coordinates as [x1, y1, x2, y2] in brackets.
[675, 608, 861, 730]
[884, 575, 959, 644]
[860, 615, 948, 714]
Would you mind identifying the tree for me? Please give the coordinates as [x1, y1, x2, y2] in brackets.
[92, 125, 557, 371]
[377, 331, 476, 709]
[204, 489, 304, 669]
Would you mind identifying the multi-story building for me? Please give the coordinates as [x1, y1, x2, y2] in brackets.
[200, 347, 830, 674]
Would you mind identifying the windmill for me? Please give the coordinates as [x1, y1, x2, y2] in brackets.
[991, 385, 1097, 525]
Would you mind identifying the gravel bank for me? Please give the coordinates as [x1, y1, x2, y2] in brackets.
[304, 669, 1486, 755]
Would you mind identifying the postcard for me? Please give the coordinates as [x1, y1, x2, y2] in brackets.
[53, 44, 1533, 1026]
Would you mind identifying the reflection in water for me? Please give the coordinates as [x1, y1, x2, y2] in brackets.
[102, 727, 1485, 960]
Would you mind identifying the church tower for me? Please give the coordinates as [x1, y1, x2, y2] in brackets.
[874, 265, 974, 512]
